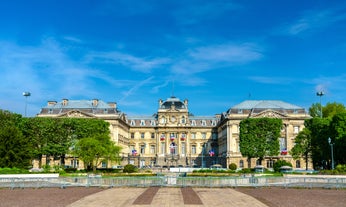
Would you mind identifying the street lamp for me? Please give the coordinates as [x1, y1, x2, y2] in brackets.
[316, 91, 324, 118]
[328, 137, 334, 170]
[22, 92, 31, 117]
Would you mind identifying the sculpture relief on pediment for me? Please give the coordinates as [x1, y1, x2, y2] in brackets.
[251, 110, 287, 118]
[61, 110, 92, 118]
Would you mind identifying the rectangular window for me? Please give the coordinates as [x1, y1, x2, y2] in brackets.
[191, 145, 196, 154]
[151, 133, 155, 139]
[202, 132, 206, 139]
[101, 161, 107, 168]
[181, 143, 186, 155]
[131, 133, 134, 139]
[294, 126, 300, 134]
[279, 138, 286, 150]
[140, 145, 145, 154]
[267, 160, 274, 168]
[141, 133, 145, 139]
[191, 133, 196, 139]
[150, 145, 155, 154]
[161, 142, 165, 155]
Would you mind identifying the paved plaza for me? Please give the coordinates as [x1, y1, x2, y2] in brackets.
[67, 187, 268, 207]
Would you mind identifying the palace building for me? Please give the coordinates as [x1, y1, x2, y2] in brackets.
[37, 96, 311, 170]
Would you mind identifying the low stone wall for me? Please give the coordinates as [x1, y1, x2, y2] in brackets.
[0, 174, 59, 178]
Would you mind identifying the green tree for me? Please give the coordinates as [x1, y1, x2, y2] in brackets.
[239, 118, 282, 168]
[309, 102, 346, 118]
[0, 110, 32, 168]
[305, 117, 331, 169]
[290, 128, 312, 170]
[329, 113, 346, 165]
[323, 102, 346, 118]
[74, 134, 121, 173]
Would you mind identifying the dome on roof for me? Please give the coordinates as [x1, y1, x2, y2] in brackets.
[159, 96, 187, 110]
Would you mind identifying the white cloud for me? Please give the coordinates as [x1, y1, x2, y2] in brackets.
[282, 8, 346, 35]
[85, 51, 171, 73]
[171, 42, 263, 76]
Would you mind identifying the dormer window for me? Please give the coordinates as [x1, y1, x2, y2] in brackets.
[150, 120, 156, 126]
[201, 120, 206, 126]
[140, 120, 145, 126]
[130, 120, 135, 126]
[211, 120, 216, 126]
[191, 120, 196, 126]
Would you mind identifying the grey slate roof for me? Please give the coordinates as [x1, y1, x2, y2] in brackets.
[160, 96, 186, 109]
[44, 100, 111, 109]
[231, 100, 303, 110]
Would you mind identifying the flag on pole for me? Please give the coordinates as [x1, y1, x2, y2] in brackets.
[209, 149, 215, 156]
[132, 149, 137, 156]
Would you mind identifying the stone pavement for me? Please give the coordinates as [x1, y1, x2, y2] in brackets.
[67, 187, 268, 207]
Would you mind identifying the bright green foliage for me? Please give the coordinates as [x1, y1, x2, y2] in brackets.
[123, 164, 137, 173]
[290, 128, 312, 170]
[239, 118, 282, 168]
[0, 110, 32, 168]
[273, 160, 292, 172]
[305, 118, 331, 169]
[74, 134, 121, 173]
[329, 113, 346, 164]
[323, 102, 346, 118]
[20, 117, 114, 168]
[309, 102, 346, 118]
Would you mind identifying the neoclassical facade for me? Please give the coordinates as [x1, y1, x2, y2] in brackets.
[37, 97, 311, 170]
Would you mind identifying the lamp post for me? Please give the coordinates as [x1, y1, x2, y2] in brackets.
[23, 92, 31, 117]
[328, 137, 334, 170]
[316, 91, 324, 118]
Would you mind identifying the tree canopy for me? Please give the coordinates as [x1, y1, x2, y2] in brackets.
[74, 134, 121, 173]
[290, 128, 312, 170]
[239, 118, 282, 168]
[0, 110, 32, 168]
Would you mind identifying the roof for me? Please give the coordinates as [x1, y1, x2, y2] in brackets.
[159, 96, 186, 110]
[44, 100, 111, 109]
[230, 100, 303, 110]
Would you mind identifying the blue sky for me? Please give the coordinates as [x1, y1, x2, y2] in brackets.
[1, 0, 346, 117]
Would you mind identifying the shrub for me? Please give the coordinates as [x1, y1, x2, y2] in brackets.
[123, 164, 137, 173]
[229, 163, 237, 170]
[273, 160, 292, 172]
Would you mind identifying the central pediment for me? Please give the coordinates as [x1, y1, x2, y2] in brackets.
[250, 109, 288, 118]
[57, 110, 96, 118]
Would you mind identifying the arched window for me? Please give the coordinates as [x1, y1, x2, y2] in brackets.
[181, 116, 186, 124]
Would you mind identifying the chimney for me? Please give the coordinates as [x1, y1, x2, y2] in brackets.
[108, 102, 117, 109]
[92, 99, 99, 107]
[47, 101, 57, 106]
[62, 99, 68, 106]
